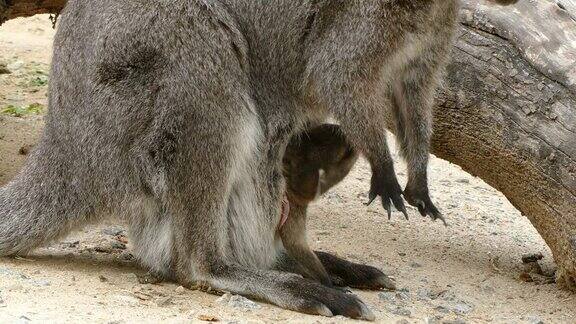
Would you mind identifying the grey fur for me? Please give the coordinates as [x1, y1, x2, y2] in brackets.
[0, 0, 517, 319]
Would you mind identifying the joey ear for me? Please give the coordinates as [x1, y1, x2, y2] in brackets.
[340, 146, 356, 162]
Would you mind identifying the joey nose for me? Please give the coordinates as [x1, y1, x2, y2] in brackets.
[316, 169, 325, 198]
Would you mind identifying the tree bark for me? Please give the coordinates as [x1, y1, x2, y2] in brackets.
[0, 0, 66, 25]
[433, 0, 576, 289]
[1, 0, 576, 289]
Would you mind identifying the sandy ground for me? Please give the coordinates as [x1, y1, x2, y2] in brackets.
[0, 16, 575, 324]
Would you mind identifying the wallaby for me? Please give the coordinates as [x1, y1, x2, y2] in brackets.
[281, 123, 395, 290]
[0, 0, 518, 320]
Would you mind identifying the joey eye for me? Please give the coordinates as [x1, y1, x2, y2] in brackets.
[340, 146, 355, 161]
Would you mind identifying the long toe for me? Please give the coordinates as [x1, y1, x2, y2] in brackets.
[375, 274, 396, 290]
[358, 302, 376, 321]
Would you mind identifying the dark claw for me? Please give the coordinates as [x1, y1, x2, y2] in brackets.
[404, 187, 447, 226]
[432, 209, 448, 226]
[382, 199, 392, 220]
[365, 193, 377, 206]
[416, 201, 426, 216]
[400, 207, 409, 221]
[439, 216, 448, 226]
[391, 195, 408, 221]
[367, 170, 407, 220]
[424, 200, 447, 226]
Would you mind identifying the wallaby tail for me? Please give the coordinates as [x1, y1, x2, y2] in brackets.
[0, 146, 88, 256]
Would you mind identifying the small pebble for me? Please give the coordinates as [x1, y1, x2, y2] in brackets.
[156, 296, 173, 307]
[481, 284, 495, 293]
[452, 302, 473, 315]
[425, 316, 444, 324]
[417, 288, 432, 301]
[7, 284, 24, 292]
[117, 235, 129, 244]
[18, 144, 34, 155]
[388, 306, 411, 317]
[435, 306, 450, 314]
[443, 319, 467, 324]
[217, 293, 261, 310]
[396, 291, 410, 301]
[522, 253, 544, 263]
[439, 291, 456, 302]
[229, 295, 261, 310]
[32, 279, 51, 287]
[525, 315, 544, 324]
[94, 246, 113, 254]
[175, 286, 186, 294]
[61, 241, 80, 248]
[119, 252, 135, 262]
[198, 314, 219, 322]
[7, 60, 24, 71]
[101, 227, 125, 236]
[137, 273, 162, 284]
[379, 291, 396, 302]
[113, 293, 140, 306]
[111, 242, 126, 250]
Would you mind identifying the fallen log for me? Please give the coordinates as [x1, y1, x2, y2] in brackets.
[0, 0, 65, 25]
[433, 0, 576, 289]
